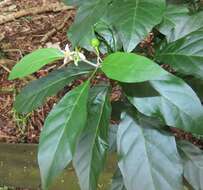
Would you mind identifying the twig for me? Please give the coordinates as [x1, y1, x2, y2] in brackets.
[0, 64, 10, 73]
[0, 3, 75, 25]
[41, 13, 72, 43]
[0, 32, 5, 42]
[0, 58, 15, 73]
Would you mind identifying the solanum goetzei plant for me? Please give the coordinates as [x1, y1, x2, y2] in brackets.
[8, 0, 203, 190]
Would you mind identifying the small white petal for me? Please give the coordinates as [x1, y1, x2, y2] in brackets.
[65, 44, 70, 52]
[78, 52, 86, 60]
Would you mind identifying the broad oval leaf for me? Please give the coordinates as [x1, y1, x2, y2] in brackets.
[9, 48, 64, 80]
[186, 77, 203, 102]
[178, 141, 203, 190]
[73, 85, 111, 190]
[101, 52, 167, 83]
[158, 5, 203, 42]
[109, 0, 166, 52]
[14, 63, 93, 114]
[157, 29, 203, 80]
[125, 75, 203, 135]
[117, 112, 183, 190]
[158, 4, 189, 40]
[38, 81, 89, 190]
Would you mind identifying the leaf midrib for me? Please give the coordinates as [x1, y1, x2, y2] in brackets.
[47, 81, 89, 183]
[139, 125, 156, 190]
[88, 90, 108, 189]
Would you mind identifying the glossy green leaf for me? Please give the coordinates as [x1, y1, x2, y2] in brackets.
[14, 63, 93, 114]
[158, 4, 189, 39]
[73, 85, 111, 190]
[101, 52, 167, 83]
[68, 0, 110, 48]
[158, 5, 203, 42]
[178, 141, 203, 190]
[125, 74, 203, 134]
[157, 29, 203, 79]
[186, 77, 203, 102]
[117, 112, 183, 190]
[38, 81, 89, 190]
[9, 48, 64, 80]
[109, 0, 165, 52]
[111, 168, 126, 190]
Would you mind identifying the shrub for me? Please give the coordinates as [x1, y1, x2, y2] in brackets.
[9, 0, 203, 190]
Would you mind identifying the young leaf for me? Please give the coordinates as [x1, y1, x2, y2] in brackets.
[101, 52, 167, 83]
[14, 63, 93, 113]
[9, 48, 64, 80]
[157, 29, 203, 80]
[178, 141, 203, 190]
[94, 19, 122, 53]
[158, 5, 203, 42]
[117, 112, 183, 190]
[109, 0, 165, 52]
[111, 168, 127, 190]
[38, 81, 89, 190]
[68, 0, 110, 48]
[124, 75, 203, 135]
[73, 85, 111, 190]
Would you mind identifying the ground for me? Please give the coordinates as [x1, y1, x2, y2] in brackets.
[0, 0, 74, 143]
[0, 0, 203, 150]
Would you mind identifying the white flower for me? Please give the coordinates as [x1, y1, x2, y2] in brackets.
[61, 44, 73, 65]
[59, 44, 98, 68]
[61, 44, 87, 66]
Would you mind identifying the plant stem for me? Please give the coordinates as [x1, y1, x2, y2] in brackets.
[83, 59, 100, 68]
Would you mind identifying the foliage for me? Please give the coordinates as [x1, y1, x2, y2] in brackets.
[8, 0, 203, 190]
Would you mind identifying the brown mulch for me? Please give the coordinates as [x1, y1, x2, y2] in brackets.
[0, 0, 75, 143]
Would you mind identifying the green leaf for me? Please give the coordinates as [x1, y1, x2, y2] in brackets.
[68, 0, 110, 47]
[109, 0, 165, 52]
[124, 74, 203, 134]
[111, 168, 126, 190]
[73, 85, 111, 190]
[14, 63, 93, 114]
[101, 52, 167, 83]
[9, 48, 64, 80]
[186, 77, 203, 102]
[158, 4, 189, 39]
[178, 141, 203, 190]
[38, 81, 89, 190]
[117, 113, 183, 190]
[117, 112, 183, 190]
[158, 5, 203, 42]
[94, 19, 122, 53]
[157, 29, 203, 79]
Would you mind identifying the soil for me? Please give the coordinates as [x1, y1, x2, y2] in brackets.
[0, 0, 203, 151]
[0, 0, 75, 143]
